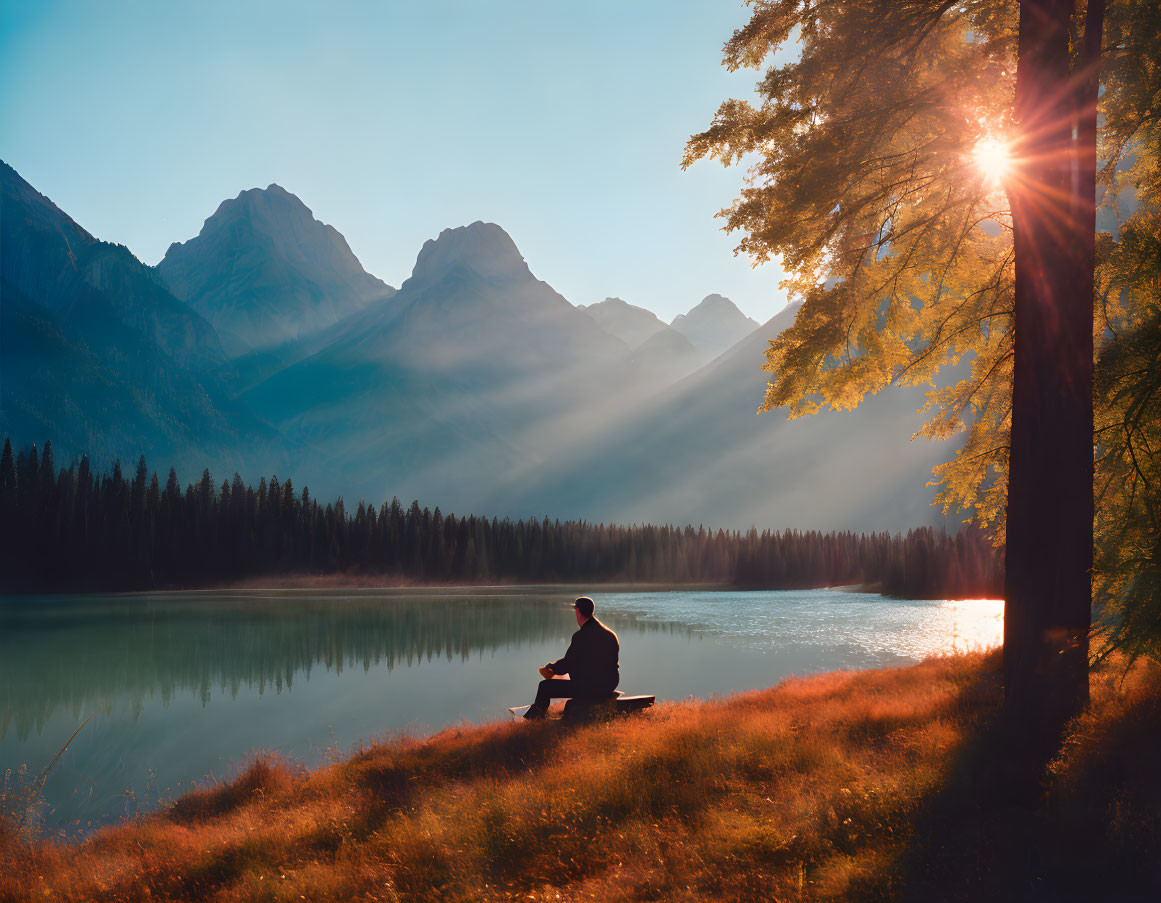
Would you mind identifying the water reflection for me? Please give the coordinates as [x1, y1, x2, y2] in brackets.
[0, 590, 689, 741]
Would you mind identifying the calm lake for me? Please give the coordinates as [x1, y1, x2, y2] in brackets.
[0, 587, 1002, 836]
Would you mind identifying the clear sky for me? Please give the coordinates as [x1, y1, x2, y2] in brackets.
[0, 0, 792, 324]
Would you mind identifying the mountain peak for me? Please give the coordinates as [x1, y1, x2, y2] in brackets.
[219, 183, 309, 222]
[158, 184, 393, 354]
[581, 296, 648, 314]
[409, 221, 530, 284]
[682, 293, 746, 317]
[670, 293, 760, 358]
[579, 296, 668, 348]
[582, 296, 630, 310]
[253, 183, 299, 205]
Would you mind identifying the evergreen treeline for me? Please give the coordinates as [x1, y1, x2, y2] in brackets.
[0, 439, 1002, 598]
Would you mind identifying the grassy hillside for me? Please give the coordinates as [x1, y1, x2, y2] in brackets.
[3, 653, 1158, 902]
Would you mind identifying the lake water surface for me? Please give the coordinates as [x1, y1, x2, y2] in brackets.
[0, 587, 1002, 836]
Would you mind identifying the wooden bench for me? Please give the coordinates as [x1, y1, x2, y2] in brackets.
[509, 691, 656, 721]
[608, 693, 656, 713]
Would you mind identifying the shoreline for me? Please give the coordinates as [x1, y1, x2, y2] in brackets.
[0, 580, 992, 602]
[1, 577, 892, 598]
[207, 575, 739, 593]
[4, 652, 1156, 900]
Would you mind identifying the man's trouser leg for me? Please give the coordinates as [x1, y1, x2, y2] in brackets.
[530, 678, 577, 713]
[526, 679, 609, 718]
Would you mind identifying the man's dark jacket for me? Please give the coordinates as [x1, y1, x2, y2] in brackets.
[549, 617, 620, 694]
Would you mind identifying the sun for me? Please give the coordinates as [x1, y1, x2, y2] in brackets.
[973, 135, 1012, 183]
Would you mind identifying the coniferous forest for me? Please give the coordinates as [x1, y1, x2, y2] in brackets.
[0, 438, 1002, 598]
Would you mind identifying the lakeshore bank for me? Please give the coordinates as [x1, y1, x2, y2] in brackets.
[3, 652, 1158, 902]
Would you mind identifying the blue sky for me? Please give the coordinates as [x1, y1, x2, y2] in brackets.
[1, 0, 792, 323]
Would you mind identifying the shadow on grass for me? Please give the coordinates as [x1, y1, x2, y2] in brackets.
[344, 718, 577, 834]
[863, 656, 1161, 902]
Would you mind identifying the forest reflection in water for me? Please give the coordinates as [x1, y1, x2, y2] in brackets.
[0, 588, 693, 742]
[3, 587, 708, 835]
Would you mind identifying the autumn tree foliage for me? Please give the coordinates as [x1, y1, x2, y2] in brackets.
[685, 1, 1160, 716]
[1092, 205, 1161, 665]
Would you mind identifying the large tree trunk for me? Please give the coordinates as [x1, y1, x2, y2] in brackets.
[1004, 0, 1100, 728]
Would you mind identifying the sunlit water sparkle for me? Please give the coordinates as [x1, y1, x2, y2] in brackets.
[609, 589, 1003, 662]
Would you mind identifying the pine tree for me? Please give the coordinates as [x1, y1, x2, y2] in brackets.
[0, 439, 14, 513]
[0, 439, 14, 574]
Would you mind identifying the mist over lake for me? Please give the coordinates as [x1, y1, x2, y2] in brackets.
[1, 588, 1001, 836]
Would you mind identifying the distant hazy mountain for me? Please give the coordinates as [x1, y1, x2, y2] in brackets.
[245, 219, 957, 531]
[579, 296, 712, 390]
[579, 297, 668, 348]
[484, 301, 961, 532]
[326, 221, 623, 374]
[3, 164, 961, 532]
[670, 293, 760, 358]
[618, 324, 706, 394]
[158, 184, 395, 356]
[0, 161, 281, 474]
[243, 222, 631, 505]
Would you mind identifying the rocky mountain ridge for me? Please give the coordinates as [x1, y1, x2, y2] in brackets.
[670, 292, 760, 358]
[158, 184, 395, 355]
[0, 161, 281, 475]
[1, 162, 962, 532]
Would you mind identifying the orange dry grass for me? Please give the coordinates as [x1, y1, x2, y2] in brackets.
[2, 652, 1158, 902]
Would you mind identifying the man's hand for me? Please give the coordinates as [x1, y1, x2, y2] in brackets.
[539, 665, 555, 679]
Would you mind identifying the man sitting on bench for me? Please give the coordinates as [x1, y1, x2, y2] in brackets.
[524, 596, 619, 719]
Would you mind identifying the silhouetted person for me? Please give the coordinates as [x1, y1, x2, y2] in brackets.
[523, 596, 619, 719]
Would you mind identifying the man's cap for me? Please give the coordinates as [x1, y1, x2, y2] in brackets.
[573, 596, 595, 618]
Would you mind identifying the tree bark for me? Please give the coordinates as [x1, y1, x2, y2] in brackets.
[1004, 0, 1101, 728]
